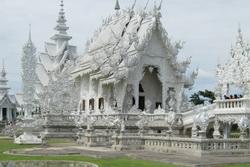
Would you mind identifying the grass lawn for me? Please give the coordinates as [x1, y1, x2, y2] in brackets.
[222, 165, 250, 167]
[0, 138, 176, 167]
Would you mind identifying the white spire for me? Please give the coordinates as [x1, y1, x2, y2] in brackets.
[1, 59, 6, 78]
[27, 24, 32, 44]
[237, 25, 243, 45]
[115, 0, 120, 11]
[51, 0, 72, 48]
[55, 0, 68, 34]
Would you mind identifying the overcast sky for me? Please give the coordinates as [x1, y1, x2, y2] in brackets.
[1, 0, 250, 94]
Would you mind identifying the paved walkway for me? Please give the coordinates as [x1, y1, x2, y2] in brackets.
[6, 145, 250, 167]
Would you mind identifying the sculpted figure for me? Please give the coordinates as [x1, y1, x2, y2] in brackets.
[166, 88, 177, 112]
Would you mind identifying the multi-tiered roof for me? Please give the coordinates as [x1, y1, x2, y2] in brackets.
[36, 0, 77, 91]
[72, 1, 195, 87]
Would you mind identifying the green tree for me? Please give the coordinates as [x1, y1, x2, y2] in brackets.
[189, 90, 215, 105]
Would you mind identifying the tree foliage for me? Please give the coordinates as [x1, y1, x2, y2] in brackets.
[189, 90, 215, 105]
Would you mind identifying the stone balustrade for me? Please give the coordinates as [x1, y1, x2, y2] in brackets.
[215, 98, 249, 110]
[111, 134, 250, 156]
[144, 137, 250, 151]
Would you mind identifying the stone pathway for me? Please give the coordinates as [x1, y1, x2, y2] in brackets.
[6, 146, 250, 167]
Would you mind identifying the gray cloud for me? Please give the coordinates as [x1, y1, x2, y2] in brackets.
[0, 0, 250, 94]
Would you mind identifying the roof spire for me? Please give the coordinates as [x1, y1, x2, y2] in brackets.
[158, 0, 163, 10]
[115, 0, 120, 11]
[55, 0, 68, 34]
[51, 0, 72, 45]
[28, 24, 32, 43]
[1, 59, 6, 78]
[236, 24, 244, 45]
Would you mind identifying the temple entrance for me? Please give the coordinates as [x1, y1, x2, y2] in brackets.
[139, 67, 162, 112]
[2, 108, 7, 121]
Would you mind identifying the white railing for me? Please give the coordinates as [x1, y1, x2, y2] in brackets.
[111, 135, 250, 155]
[215, 98, 250, 110]
[144, 137, 250, 151]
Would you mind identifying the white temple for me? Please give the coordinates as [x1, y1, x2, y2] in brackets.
[72, 1, 197, 115]
[11, 0, 250, 157]
[0, 62, 17, 123]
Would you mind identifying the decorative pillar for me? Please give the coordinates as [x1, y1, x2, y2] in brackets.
[133, 82, 139, 108]
[162, 82, 166, 110]
[95, 97, 99, 113]
[191, 123, 198, 138]
[9, 109, 13, 122]
[6, 108, 10, 122]
[0, 108, 2, 121]
[223, 123, 230, 139]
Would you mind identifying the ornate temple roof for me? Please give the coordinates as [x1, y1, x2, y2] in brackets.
[36, 0, 77, 90]
[72, 1, 195, 86]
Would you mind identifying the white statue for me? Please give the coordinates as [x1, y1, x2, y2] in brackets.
[166, 88, 177, 112]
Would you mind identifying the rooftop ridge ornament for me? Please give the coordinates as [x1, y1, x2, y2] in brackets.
[114, 0, 120, 11]
[144, 0, 150, 10]
[153, 0, 162, 18]
[158, 0, 163, 10]
[131, 0, 137, 10]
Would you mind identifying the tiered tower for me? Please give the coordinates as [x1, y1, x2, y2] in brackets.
[21, 25, 38, 114]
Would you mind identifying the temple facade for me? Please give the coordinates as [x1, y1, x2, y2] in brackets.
[72, 2, 197, 115]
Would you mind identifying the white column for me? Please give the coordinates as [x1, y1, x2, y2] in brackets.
[162, 82, 166, 110]
[134, 82, 139, 108]
[95, 97, 99, 112]
[6, 108, 10, 122]
[0, 108, 2, 121]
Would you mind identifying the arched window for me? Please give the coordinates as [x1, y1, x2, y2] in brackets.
[98, 98, 104, 110]
[89, 98, 95, 110]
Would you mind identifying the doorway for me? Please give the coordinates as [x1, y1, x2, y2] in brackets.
[139, 67, 162, 112]
[139, 96, 145, 111]
[2, 108, 7, 121]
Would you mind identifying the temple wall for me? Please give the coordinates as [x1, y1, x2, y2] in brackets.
[80, 75, 90, 98]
